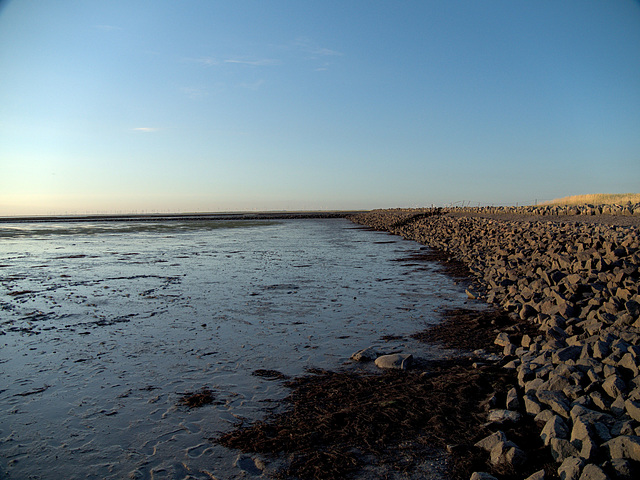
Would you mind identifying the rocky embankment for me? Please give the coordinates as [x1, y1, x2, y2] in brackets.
[350, 208, 640, 480]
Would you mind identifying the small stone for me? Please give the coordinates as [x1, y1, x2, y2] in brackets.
[350, 346, 379, 362]
[487, 409, 521, 424]
[374, 353, 412, 370]
[494, 332, 512, 347]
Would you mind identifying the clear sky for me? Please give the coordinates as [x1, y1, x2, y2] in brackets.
[1, 0, 639, 215]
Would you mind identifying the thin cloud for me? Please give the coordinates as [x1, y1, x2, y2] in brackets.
[188, 56, 219, 66]
[224, 58, 281, 66]
[294, 37, 343, 57]
[132, 127, 158, 133]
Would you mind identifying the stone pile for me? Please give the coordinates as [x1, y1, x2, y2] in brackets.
[446, 203, 640, 217]
[350, 209, 640, 479]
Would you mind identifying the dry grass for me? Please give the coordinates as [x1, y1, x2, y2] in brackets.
[541, 193, 640, 206]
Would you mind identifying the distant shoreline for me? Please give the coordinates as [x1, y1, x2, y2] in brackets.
[0, 211, 367, 224]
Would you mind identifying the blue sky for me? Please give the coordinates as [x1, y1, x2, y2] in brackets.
[1, 0, 639, 215]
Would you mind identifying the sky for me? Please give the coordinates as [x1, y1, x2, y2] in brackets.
[1, 0, 639, 215]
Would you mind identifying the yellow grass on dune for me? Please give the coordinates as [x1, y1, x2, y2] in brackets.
[541, 193, 640, 206]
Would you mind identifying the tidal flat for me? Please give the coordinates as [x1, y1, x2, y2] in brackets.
[0, 218, 476, 479]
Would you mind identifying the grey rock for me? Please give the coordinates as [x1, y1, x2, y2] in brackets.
[474, 430, 507, 452]
[550, 438, 579, 463]
[590, 391, 611, 410]
[525, 470, 546, 480]
[602, 374, 627, 399]
[578, 464, 609, 480]
[618, 353, 639, 377]
[553, 346, 583, 364]
[625, 299, 640, 317]
[489, 440, 526, 467]
[494, 332, 512, 347]
[611, 420, 635, 437]
[624, 398, 640, 422]
[603, 435, 640, 461]
[525, 377, 545, 394]
[506, 387, 519, 410]
[537, 389, 572, 417]
[470, 472, 499, 480]
[374, 353, 413, 370]
[524, 394, 543, 415]
[535, 409, 555, 424]
[541, 415, 570, 446]
[558, 456, 584, 480]
[487, 409, 521, 424]
[606, 458, 637, 480]
[611, 396, 626, 417]
[350, 346, 379, 362]
[580, 436, 598, 461]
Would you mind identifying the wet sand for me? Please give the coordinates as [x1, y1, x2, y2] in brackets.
[0, 218, 478, 479]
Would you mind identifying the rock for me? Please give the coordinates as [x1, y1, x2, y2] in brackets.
[494, 332, 512, 347]
[602, 374, 627, 399]
[553, 346, 583, 364]
[578, 464, 609, 480]
[618, 353, 639, 377]
[470, 473, 498, 480]
[612, 420, 635, 437]
[537, 390, 572, 417]
[541, 415, 570, 446]
[625, 300, 640, 317]
[535, 409, 555, 424]
[611, 395, 626, 417]
[474, 430, 507, 452]
[525, 470, 546, 480]
[558, 456, 584, 480]
[580, 436, 599, 461]
[521, 304, 538, 320]
[570, 416, 594, 445]
[487, 409, 521, 424]
[374, 353, 412, 370]
[550, 438, 579, 463]
[489, 440, 526, 468]
[524, 394, 543, 415]
[624, 398, 640, 422]
[603, 435, 640, 461]
[506, 387, 520, 410]
[606, 458, 637, 480]
[350, 346, 379, 362]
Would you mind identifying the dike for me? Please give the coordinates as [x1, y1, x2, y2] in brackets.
[349, 208, 640, 480]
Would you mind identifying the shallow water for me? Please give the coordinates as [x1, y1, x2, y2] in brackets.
[0, 218, 475, 479]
